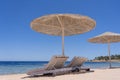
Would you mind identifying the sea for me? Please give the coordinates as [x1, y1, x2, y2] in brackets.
[0, 61, 120, 75]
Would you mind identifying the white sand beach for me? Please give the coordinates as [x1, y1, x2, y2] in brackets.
[0, 68, 120, 80]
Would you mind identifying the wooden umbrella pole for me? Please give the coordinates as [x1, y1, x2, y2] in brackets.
[56, 16, 65, 56]
[108, 42, 111, 68]
[62, 27, 65, 56]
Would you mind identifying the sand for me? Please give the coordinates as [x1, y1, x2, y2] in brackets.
[0, 68, 120, 80]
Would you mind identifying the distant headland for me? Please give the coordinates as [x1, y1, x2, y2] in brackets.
[91, 54, 120, 62]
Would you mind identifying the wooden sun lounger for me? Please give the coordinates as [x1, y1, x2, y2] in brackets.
[66, 57, 91, 72]
[27, 55, 68, 76]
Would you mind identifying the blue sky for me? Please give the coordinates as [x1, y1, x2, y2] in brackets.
[0, 0, 120, 61]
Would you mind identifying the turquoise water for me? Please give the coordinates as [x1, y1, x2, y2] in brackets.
[0, 61, 120, 75]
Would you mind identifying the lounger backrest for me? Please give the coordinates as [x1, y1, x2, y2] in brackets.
[74, 57, 87, 67]
[54, 56, 68, 69]
[67, 56, 87, 67]
[67, 56, 77, 67]
[44, 56, 57, 70]
[45, 56, 68, 70]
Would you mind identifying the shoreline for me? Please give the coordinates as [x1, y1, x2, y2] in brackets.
[0, 68, 120, 80]
[89, 60, 120, 62]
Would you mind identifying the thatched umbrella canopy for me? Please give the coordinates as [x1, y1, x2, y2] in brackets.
[31, 14, 96, 56]
[88, 32, 120, 68]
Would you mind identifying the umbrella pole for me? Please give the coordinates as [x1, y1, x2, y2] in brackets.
[108, 42, 111, 68]
[56, 16, 65, 56]
[62, 27, 65, 56]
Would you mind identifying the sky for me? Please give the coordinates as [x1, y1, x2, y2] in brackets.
[0, 0, 120, 61]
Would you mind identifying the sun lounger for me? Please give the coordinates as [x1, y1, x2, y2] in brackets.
[27, 55, 68, 76]
[66, 56, 90, 72]
[48, 56, 88, 76]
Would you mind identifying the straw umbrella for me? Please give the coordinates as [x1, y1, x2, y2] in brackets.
[88, 32, 120, 68]
[31, 14, 96, 56]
